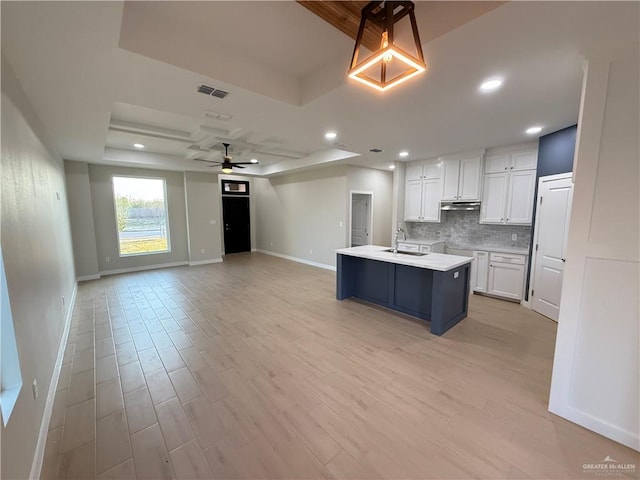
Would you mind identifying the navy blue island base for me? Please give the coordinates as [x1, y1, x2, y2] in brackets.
[336, 253, 470, 336]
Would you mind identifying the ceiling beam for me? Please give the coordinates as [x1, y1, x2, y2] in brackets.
[297, 1, 382, 52]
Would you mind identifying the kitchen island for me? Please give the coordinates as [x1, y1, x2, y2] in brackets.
[336, 245, 472, 335]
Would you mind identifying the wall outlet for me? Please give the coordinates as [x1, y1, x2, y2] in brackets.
[511, 234, 518, 241]
[32, 379, 38, 399]
[210, 219, 216, 225]
[56, 192, 60, 201]
[105, 256, 110, 263]
[339, 221, 343, 227]
[270, 242, 273, 247]
[200, 248, 205, 254]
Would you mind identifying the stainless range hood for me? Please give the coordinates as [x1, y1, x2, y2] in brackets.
[440, 201, 481, 211]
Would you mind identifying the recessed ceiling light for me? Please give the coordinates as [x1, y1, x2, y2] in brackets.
[250, 158, 258, 164]
[133, 143, 145, 149]
[399, 151, 409, 158]
[479, 78, 503, 93]
[324, 131, 337, 140]
[526, 126, 543, 135]
[388, 164, 396, 170]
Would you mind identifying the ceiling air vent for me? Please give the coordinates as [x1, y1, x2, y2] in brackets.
[211, 89, 228, 99]
[196, 84, 229, 99]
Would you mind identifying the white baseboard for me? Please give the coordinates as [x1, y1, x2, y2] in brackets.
[76, 274, 100, 282]
[255, 249, 336, 272]
[549, 404, 640, 452]
[99, 261, 188, 276]
[188, 258, 223, 266]
[29, 282, 78, 479]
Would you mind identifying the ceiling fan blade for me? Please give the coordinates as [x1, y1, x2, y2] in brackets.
[234, 165, 245, 169]
[194, 158, 224, 165]
[231, 161, 258, 165]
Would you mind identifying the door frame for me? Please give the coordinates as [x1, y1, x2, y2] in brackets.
[528, 172, 573, 320]
[349, 191, 373, 247]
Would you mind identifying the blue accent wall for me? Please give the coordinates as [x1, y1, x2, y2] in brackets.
[525, 125, 577, 300]
[537, 125, 577, 177]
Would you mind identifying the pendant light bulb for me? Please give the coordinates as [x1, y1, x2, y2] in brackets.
[381, 31, 393, 63]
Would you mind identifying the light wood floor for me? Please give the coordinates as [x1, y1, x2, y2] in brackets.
[41, 253, 637, 479]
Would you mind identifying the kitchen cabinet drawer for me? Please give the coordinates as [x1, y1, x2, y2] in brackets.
[489, 252, 525, 265]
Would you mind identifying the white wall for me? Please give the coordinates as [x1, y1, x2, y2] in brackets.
[87, 164, 189, 273]
[1, 56, 77, 480]
[64, 161, 100, 279]
[347, 166, 393, 247]
[184, 172, 223, 264]
[253, 166, 393, 268]
[549, 44, 639, 450]
[254, 167, 349, 268]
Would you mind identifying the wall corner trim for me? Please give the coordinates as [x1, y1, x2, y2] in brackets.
[188, 258, 223, 266]
[29, 282, 78, 480]
[255, 249, 337, 272]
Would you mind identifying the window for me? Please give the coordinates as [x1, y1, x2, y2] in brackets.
[1, 247, 23, 426]
[113, 176, 171, 256]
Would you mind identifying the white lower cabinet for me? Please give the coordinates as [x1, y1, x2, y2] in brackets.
[487, 253, 525, 300]
[472, 251, 489, 292]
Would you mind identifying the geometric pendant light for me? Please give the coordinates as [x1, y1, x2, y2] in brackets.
[348, 1, 427, 92]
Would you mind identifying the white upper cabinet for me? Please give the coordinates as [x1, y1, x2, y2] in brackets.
[481, 172, 509, 223]
[484, 153, 510, 173]
[506, 170, 536, 224]
[404, 160, 442, 222]
[480, 147, 538, 225]
[405, 163, 425, 182]
[404, 180, 424, 221]
[441, 154, 482, 201]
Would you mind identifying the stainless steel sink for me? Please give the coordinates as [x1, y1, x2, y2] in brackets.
[383, 249, 428, 256]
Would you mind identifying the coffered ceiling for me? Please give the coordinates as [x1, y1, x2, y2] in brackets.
[1, 1, 638, 176]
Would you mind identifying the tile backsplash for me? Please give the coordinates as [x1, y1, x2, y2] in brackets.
[406, 210, 531, 250]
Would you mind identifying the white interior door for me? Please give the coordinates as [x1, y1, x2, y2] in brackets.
[531, 174, 573, 321]
[351, 194, 371, 247]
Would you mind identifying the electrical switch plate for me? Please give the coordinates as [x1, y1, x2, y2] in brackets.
[32, 379, 38, 399]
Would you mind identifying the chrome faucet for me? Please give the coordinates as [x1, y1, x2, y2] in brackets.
[393, 227, 406, 253]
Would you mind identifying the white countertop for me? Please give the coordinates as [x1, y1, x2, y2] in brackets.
[336, 245, 472, 272]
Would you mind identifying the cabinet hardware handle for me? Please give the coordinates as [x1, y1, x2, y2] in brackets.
[506, 218, 509, 222]
[510, 166, 514, 169]
[562, 258, 566, 262]
[500, 218, 504, 221]
[504, 167, 508, 170]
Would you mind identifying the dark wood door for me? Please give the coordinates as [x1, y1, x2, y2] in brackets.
[222, 196, 250, 254]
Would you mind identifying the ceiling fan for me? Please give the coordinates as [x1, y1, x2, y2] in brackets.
[194, 142, 258, 173]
